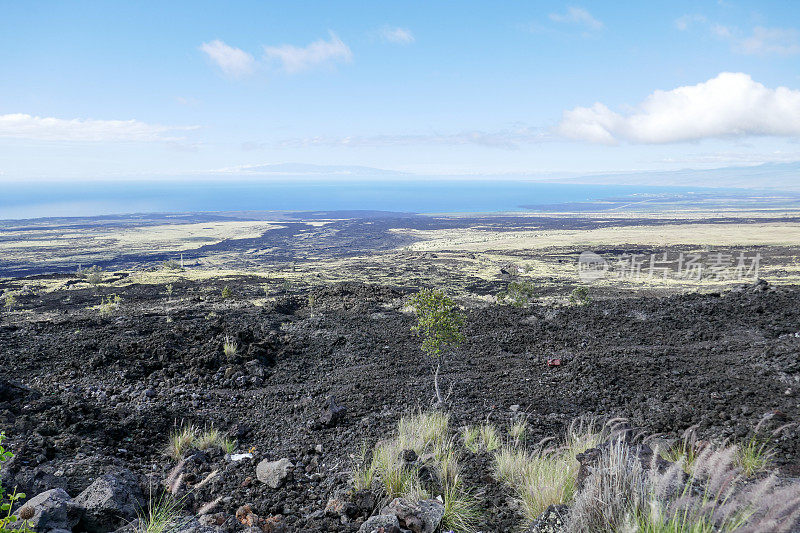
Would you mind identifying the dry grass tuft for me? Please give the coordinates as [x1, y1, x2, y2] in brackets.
[166, 424, 235, 459]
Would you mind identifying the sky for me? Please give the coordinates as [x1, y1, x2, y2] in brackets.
[1, 1, 800, 182]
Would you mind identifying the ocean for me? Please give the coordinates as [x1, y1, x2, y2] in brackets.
[0, 179, 723, 220]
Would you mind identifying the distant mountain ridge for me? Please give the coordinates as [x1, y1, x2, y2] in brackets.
[561, 162, 800, 191]
[211, 161, 800, 190]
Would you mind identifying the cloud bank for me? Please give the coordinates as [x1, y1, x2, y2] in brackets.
[263, 31, 352, 73]
[557, 72, 800, 144]
[199, 40, 255, 77]
[0, 113, 196, 142]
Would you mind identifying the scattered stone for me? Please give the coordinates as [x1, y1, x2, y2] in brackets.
[74, 470, 144, 533]
[381, 498, 444, 533]
[526, 504, 568, 533]
[255, 458, 293, 488]
[319, 396, 347, 428]
[359, 514, 401, 533]
[15, 488, 83, 533]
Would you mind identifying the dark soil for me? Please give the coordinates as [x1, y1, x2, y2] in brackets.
[1, 277, 799, 531]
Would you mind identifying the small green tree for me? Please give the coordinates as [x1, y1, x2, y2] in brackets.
[3, 294, 16, 313]
[221, 286, 232, 299]
[409, 289, 465, 405]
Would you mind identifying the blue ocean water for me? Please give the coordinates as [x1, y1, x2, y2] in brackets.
[0, 179, 714, 220]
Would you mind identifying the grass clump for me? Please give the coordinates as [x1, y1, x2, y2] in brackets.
[493, 419, 601, 525]
[221, 285, 232, 299]
[462, 426, 482, 453]
[351, 412, 480, 532]
[222, 335, 238, 358]
[508, 419, 528, 446]
[735, 436, 774, 477]
[134, 491, 183, 533]
[569, 439, 800, 533]
[166, 424, 236, 460]
[462, 424, 501, 453]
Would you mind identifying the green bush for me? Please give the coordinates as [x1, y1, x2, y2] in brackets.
[221, 286, 232, 299]
[498, 280, 536, 307]
[3, 294, 16, 312]
[1, 433, 32, 533]
[569, 286, 590, 305]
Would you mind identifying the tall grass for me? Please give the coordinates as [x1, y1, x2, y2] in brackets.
[352, 411, 479, 532]
[493, 419, 601, 524]
[166, 424, 236, 459]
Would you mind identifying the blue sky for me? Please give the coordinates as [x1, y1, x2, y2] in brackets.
[1, 1, 800, 181]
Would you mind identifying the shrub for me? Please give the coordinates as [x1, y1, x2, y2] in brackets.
[221, 286, 232, 299]
[497, 280, 537, 307]
[77, 265, 105, 287]
[99, 294, 122, 317]
[409, 289, 465, 404]
[1, 433, 33, 533]
[569, 286, 589, 305]
[161, 260, 181, 271]
[3, 294, 15, 312]
[165, 284, 173, 301]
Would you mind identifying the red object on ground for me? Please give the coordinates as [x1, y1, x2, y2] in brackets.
[547, 358, 562, 367]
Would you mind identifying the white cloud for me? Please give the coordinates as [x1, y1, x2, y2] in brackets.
[380, 27, 415, 45]
[263, 31, 352, 73]
[557, 72, 800, 144]
[0, 113, 197, 142]
[735, 26, 800, 56]
[674, 14, 706, 31]
[549, 7, 603, 31]
[199, 40, 255, 77]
